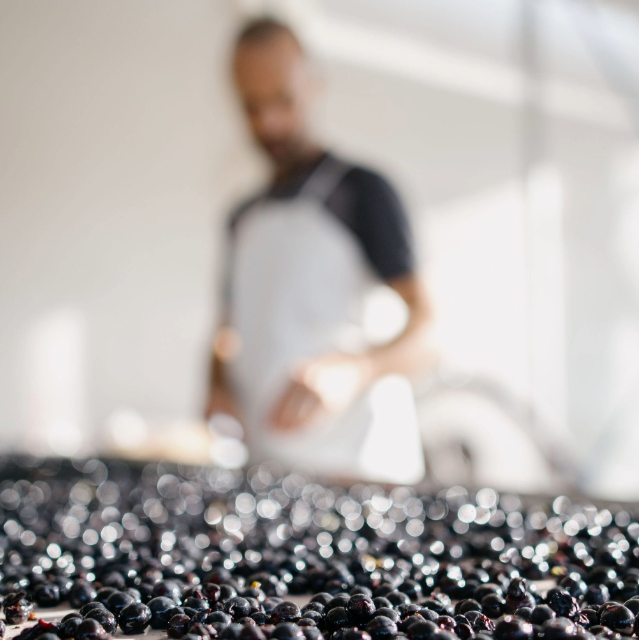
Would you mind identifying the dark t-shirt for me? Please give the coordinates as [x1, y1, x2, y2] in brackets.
[226, 152, 417, 282]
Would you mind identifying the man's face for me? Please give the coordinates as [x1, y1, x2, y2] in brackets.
[233, 35, 316, 167]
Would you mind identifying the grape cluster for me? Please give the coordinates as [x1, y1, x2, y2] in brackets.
[0, 457, 638, 640]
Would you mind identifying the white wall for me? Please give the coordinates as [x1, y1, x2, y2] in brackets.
[0, 0, 250, 453]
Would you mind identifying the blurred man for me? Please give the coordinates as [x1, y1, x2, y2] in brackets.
[205, 18, 436, 483]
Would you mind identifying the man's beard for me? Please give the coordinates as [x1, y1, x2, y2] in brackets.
[260, 136, 306, 168]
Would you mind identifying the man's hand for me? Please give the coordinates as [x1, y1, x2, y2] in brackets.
[269, 274, 437, 432]
[269, 352, 374, 431]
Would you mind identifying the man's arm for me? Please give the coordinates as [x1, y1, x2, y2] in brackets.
[363, 271, 436, 380]
[204, 320, 243, 423]
[204, 210, 245, 423]
[269, 272, 437, 430]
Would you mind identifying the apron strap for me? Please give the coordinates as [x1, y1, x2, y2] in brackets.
[298, 155, 352, 203]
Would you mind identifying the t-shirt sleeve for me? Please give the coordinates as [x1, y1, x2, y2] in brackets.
[339, 167, 417, 280]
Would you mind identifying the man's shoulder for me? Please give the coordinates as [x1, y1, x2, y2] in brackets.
[335, 157, 399, 197]
[327, 155, 403, 215]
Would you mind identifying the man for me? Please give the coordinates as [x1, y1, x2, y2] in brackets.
[205, 17, 436, 484]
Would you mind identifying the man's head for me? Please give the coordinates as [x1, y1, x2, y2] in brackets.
[232, 18, 319, 169]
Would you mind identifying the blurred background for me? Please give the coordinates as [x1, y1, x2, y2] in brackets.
[1, 0, 638, 498]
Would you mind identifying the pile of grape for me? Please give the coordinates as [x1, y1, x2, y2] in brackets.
[0, 457, 637, 640]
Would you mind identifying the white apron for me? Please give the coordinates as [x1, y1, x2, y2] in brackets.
[227, 158, 424, 484]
